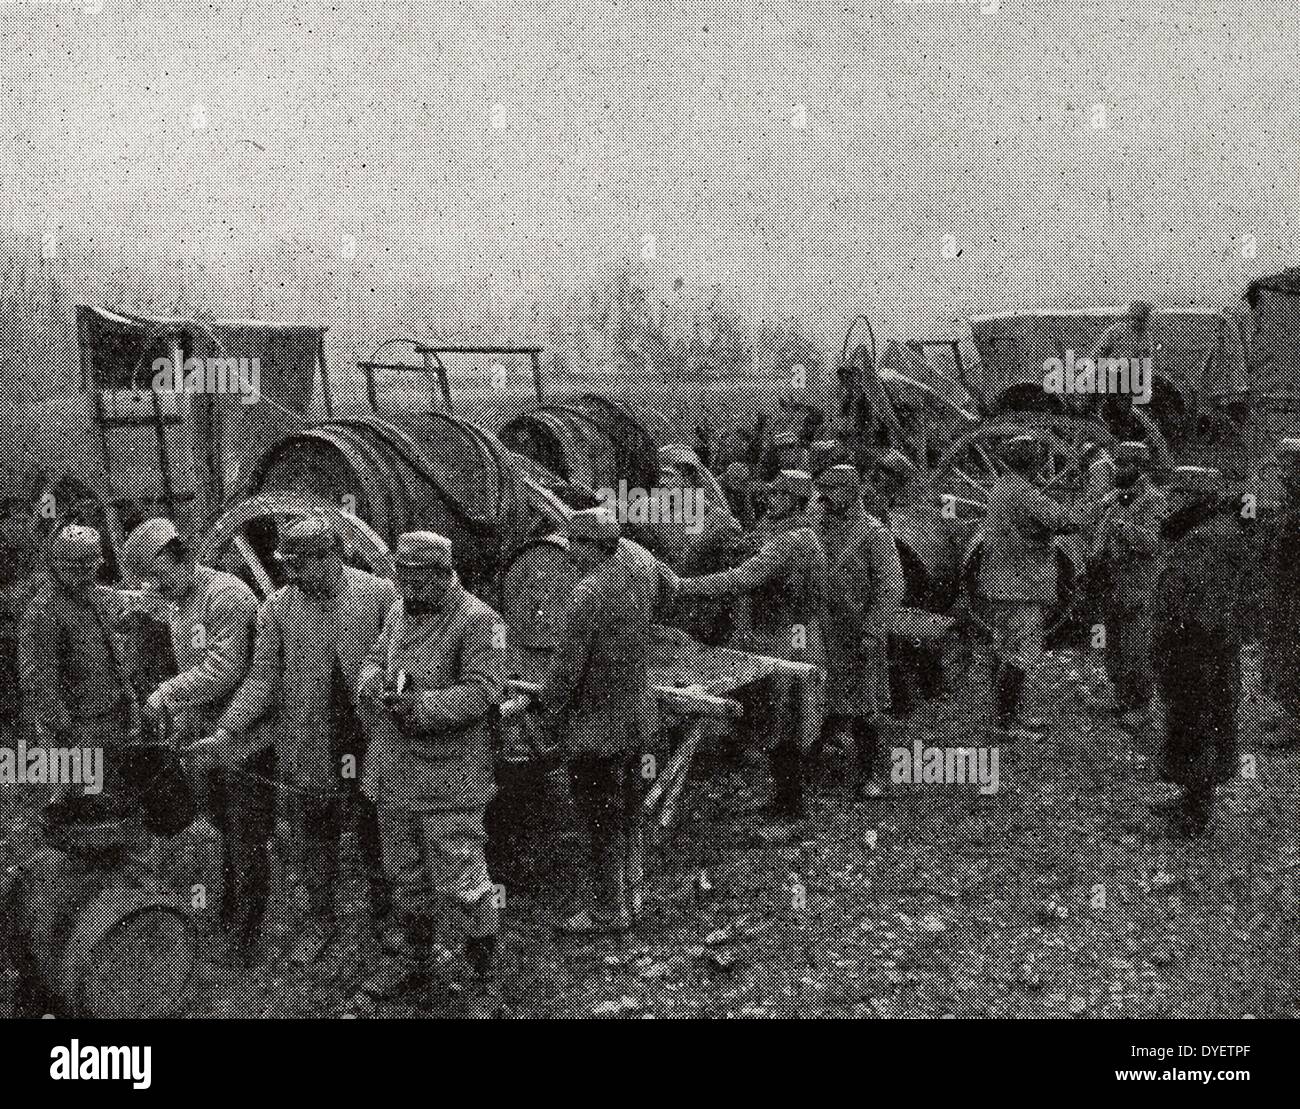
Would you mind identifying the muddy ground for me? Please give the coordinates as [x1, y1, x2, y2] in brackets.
[5, 642, 1299, 1019]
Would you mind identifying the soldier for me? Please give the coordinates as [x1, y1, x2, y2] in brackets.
[206, 516, 398, 955]
[356, 532, 507, 1015]
[754, 469, 818, 538]
[1, 496, 42, 746]
[1151, 468, 1248, 836]
[541, 508, 681, 936]
[980, 436, 1083, 741]
[720, 461, 756, 532]
[678, 480, 828, 824]
[1087, 302, 1155, 435]
[18, 525, 140, 816]
[1089, 301, 1154, 365]
[121, 517, 271, 961]
[1091, 442, 1167, 731]
[648, 449, 743, 646]
[812, 464, 906, 798]
[771, 432, 812, 478]
[1263, 438, 1300, 749]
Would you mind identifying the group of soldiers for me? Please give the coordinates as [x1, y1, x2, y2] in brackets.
[2, 416, 1290, 1015]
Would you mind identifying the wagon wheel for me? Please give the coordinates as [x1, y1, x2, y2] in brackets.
[904, 411, 1168, 642]
[194, 493, 396, 600]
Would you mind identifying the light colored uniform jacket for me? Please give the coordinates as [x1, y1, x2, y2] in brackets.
[218, 565, 398, 789]
[358, 586, 506, 813]
[156, 567, 260, 745]
[687, 526, 828, 667]
[819, 505, 905, 716]
[1091, 478, 1167, 612]
[540, 539, 680, 757]
[980, 472, 1082, 604]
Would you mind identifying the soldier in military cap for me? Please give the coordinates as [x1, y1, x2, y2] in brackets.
[1090, 442, 1167, 731]
[770, 432, 812, 479]
[1264, 438, 1300, 749]
[1150, 467, 1248, 835]
[123, 517, 271, 961]
[540, 508, 681, 935]
[980, 435, 1083, 741]
[208, 515, 398, 954]
[679, 483, 829, 824]
[356, 532, 507, 1015]
[812, 464, 906, 798]
[18, 524, 139, 813]
[755, 469, 819, 538]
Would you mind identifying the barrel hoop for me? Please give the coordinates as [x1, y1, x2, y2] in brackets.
[318, 424, 410, 545]
[322, 417, 496, 532]
[57, 886, 196, 1018]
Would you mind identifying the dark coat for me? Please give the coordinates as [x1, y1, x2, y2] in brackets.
[1091, 478, 1167, 612]
[819, 506, 905, 716]
[1152, 512, 1246, 787]
[540, 540, 679, 757]
[19, 579, 135, 734]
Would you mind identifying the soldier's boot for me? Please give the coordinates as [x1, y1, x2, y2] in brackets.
[1148, 790, 1185, 816]
[809, 715, 848, 761]
[1171, 785, 1214, 838]
[464, 935, 505, 1019]
[853, 718, 885, 800]
[558, 839, 631, 935]
[989, 660, 1006, 733]
[365, 912, 445, 1006]
[767, 745, 805, 822]
[996, 666, 1043, 742]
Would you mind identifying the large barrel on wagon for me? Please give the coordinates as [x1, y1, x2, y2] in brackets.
[498, 394, 660, 494]
[241, 413, 537, 589]
[6, 848, 197, 1018]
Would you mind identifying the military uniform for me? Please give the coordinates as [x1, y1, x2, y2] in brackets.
[817, 470, 905, 789]
[218, 522, 397, 927]
[1092, 472, 1166, 718]
[1151, 474, 1246, 833]
[541, 515, 680, 931]
[980, 440, 1082, 735]
[1264, 440, 1300, 744]
[124, 515, 274, 953]
[19, 568, 139, 814]
[359, 564, 506, 950]
[682, 481, 828, 818]
[19, 522, 139, 816]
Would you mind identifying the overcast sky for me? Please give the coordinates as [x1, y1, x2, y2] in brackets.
[1, 0, 1297, 349]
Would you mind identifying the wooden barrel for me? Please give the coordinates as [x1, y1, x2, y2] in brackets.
[9, 848, 196, 1018]
[499, 394, 660, 495]
[244, 414, 538, 589]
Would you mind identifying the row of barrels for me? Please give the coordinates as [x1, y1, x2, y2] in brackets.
[238, 396, 660, 587]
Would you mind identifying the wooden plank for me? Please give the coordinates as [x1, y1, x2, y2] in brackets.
[657, 721, 706, 829]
